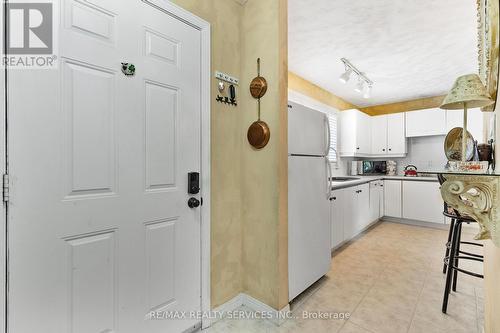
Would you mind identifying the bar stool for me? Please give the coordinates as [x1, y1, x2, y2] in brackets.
[439, 175, 484, 314]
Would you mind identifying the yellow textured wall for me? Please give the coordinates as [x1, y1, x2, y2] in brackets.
[169, 0, 244, 308]
[240, 0, 288, 310]
[288, 72, 357, 110]
[170, 0, 288, 311]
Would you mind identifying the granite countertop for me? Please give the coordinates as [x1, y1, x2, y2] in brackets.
[330, 174, 438, 190]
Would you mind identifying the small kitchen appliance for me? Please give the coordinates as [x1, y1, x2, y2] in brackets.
[404, 165, 418, 177]
[359, 161, 387, 175]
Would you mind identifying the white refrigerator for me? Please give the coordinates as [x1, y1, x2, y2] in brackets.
[288, 101, 332, 301]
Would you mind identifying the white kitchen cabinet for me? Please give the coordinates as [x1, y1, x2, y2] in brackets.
[387, 113, 406, 155]
[402, 181, 444, 224]
[330, 189, 345, 249]
[371, 115, 388, 155]
[343, 184, 370, 240]
[378, 180, 385, 218]
[340, 109, 372, 156]
[446, 108, 484, 143]
[384, 180, 402, 218]
[369, 181, 381, 222]
[406, 108, 447, 137]
[370, 113, 406, 157]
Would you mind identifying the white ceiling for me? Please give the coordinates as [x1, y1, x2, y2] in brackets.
[288, 0, 479, 107]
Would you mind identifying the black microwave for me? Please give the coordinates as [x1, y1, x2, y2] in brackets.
[361, 161, 387, 175]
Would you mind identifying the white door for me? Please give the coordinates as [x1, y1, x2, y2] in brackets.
[288, 156, 331, 300]
[371, 115, 388, 154]
[288, 101, 328, 155]
[8, 1, 203, 332]
[387, 113, 406, 154]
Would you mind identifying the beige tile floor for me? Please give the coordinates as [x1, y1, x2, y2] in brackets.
[206, 221, 485, 333]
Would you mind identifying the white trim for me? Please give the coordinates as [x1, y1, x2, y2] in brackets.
[211, 293, 291, 326]
[143, 0, 212, 330]
[0, 2, 6, 332]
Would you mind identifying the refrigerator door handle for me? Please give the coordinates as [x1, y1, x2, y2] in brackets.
[325, 156, 333, 198]
[325, 114, 331, 156]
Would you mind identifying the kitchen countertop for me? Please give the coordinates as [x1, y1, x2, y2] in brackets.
[331, 174, 438, 190]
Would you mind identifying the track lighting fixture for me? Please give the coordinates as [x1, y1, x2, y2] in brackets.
[339, 67, 353, 84]
[339, 58, 373, 98]
[354, 78, 364, 93]
[363, 84, 372, 99]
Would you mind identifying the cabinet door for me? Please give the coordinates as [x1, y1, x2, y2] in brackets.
[343, 187, 357, 240]
[387, 113, 406, 154]
[371, 115, 387, 155]
[357, 184, 370, 230]
[446, 108, 484, 142]
[330, 189, 344, 249]
[378, 181, 385, 218]
[339, 110, 358, 155]
[402, 181, 444, 224]
[357, 112, 372, 155]
[369, 182, 380, 222]
[384, 180, 402, 217]
[406, 108, 446, 137]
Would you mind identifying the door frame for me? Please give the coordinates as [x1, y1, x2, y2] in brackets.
[0, 0, 211, 331]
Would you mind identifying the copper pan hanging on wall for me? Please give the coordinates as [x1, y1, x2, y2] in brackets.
[247, 58, 270, 149]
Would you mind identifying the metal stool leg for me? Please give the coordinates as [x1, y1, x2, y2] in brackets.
[452, 222, 463, 292]
[443, 218, 455, 274]
[442, 220, 461, 314]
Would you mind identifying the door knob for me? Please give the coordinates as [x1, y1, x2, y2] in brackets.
[188, 197, 200, 208]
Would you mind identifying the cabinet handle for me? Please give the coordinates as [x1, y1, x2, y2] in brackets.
[356, 147, 360, 150]
[329, 197, 337, 201]
[389, 148, 392, 151]
[383, 149, 386, 152]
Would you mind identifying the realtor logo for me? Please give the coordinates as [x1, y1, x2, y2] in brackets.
[3, 1, 58, 69]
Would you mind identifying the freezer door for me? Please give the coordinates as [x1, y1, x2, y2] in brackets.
[288, 101, 329, 156]
[288, 156, 331, 301]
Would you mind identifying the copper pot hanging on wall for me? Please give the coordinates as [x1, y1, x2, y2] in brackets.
[247, 58, 270, 149]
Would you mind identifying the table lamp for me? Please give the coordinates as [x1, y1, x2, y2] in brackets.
[440, 74, 495, 161]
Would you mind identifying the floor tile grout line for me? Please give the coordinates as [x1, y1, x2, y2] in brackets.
[405, 267, 432, 333]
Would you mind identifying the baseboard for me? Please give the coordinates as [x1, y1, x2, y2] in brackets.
[241, 293, 290, 326]
[209, 293, 290, 327]
[382, 217, 449, 230]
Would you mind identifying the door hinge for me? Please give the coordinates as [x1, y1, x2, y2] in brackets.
[3, 173, 9, 203]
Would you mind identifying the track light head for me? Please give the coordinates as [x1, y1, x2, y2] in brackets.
[363, 84, 372, 99]
[354, 78, 364, 93]
[339, 68, 352, 84]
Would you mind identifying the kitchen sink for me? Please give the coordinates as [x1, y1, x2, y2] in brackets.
[330, 177, 360, 182]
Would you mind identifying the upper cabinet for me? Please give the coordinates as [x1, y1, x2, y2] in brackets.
[371, 113, 406, 156]
[405, 108, 446, 137]
[339, 109, 372, 156]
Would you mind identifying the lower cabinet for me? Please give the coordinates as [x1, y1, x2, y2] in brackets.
[330, 189, 345, 249]
[384, 180, 402, 218]
[330, 184, 370, 249]
[402, 181, 444, 224]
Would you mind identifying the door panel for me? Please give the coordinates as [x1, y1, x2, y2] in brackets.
[8, 1, 202, 332]
[371, 115, 387, 154]
[387, 113, 406, 154]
